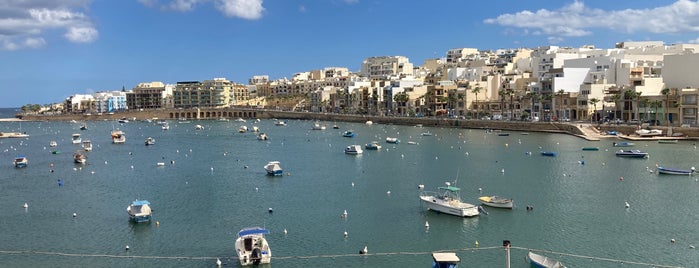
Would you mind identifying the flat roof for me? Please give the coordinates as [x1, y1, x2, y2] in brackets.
[432, 252, 460, 262]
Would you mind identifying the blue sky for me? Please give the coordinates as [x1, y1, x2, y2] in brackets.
[2, 0, 698, 107]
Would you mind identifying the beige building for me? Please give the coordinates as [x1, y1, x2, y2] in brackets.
[360, 56, 414, 79]
[173, 78, 232, 108]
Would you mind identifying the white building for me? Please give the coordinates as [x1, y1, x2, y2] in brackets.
[360, 56, 414, 79]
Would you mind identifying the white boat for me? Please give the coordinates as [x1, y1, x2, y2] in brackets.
[118, 118, 129, 123]
[344, 145, 363, 155]
[528, 251, 566, 268]
[14, 156, 28, 168]
[365, 141, 382, 150]
[235, 227, 272, 266]
[432, 252, 460, 268]
[275, 120, 287, 126]
[74, 152, 87, 164]
[251, 126, 259, 132]
[312, 122, 326, 130]
[235, 118, 246, 122]
[195, 124, 205, 130]
[82, 139, 93, 151]
[657, 166, 695, 175]
[0, 132, 29, 138]
[365, 120, 373, 125]
[127, 200, 152, 223]
[419, 182, 480, 217]
[635, 129, 663, 137]
[49, 140, 58, 147]
[71, 133, 82, 144]
[238, 126, 248, 133]
[615, 149, 648, 158]
[264, 161, 283, 176]
[144, 137, 156, 146]
[161, 122, 170, 130]
[421, 131, 433, 136]
[478, 195, 514, 209]
[111, 130, 126, 144]
[257, 132, 268, 141]
[385, 137, 399, 143]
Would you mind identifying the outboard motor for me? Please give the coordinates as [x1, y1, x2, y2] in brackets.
[251, 248, 262, 264]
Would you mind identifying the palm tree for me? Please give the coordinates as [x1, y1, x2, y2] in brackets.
[507, 89, 515, 120]
[650, 100, 662, 125]
[610, 93, 621, 123]
[498, 89, 507, 119]
[640, 97, 650, 123]
[527, 91, 539, 120]
[556, 89, 565, 121]
[589, 98, 600, 124]
[661, 88, 671, 127]
[472, 86, 481, 119]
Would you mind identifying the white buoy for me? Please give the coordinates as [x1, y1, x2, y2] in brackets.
[351, 182, 355, 187]
[216, 258, 222, 267]
[72, 212, 77, 217]
[22, 203, 28, 209]
[125, 245, 129, 251]
[425, 221, 429, 228]
[478, 188, 482, 193]
[268, 208, 273, 213]
[417, 184, 424, 189]
[284, 228, 287, 235]
[386, 191, 391, 195]
[625, 202, 630, 208]
[344, 231, 348, 238]
[501, 169, 505, 173]
[342, 210, 348, 218]
[255, 187, 259, 192]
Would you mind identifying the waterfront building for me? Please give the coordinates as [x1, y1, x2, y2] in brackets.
[126, 82, 166, 110]
[360, 56, 414, 79]
[173, 78, 232, 109]
[65, 94, 95, 114]
[93, 91, 127, 114]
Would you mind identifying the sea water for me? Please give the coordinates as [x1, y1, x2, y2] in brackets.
[0, 119, 696, 267]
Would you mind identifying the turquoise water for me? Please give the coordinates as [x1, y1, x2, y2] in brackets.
[0, 119, 697, 267]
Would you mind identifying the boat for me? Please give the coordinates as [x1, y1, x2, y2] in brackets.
[612, 142, 634, 147]
[342, 130, 355, 138]
[365, 120, 373, 125]
[74, 152, 87, 164]
[79, 123, 88, 130]
[82, 139, 93, 151]
[144, 137, 156, 146]
[52, 150, 61, 154]
[263, 161, 283, 176]
[235, 118, 246, 122]
[419, 182, 480, 217]
[497, 133, 510, 136]
[127, 200, 152, 223]
[541, 151, 557, 157]
[606, 130, 617, 136]
[657, 166, 695, 175]
[332, 124, 339, 129]
[635, 129, 663, 137]
[478, 195, 514, 209]
[274, 120, 287, 126]
[658, 139, 678, 144]
[365, 141, 382, 150]
[528, 251, 566, 268]
[195, 124, 205, 130]
[615, 149, 648, 158]
[14, 156, 28, 168]
[161, 122, 170, 130]
[407, 141, 419, 145]
[111, 130, 125, 144]
[312, 122, 326, 130]
[385, 137, 399, 143]
[238, 126, 248, 133]
[251, 126, 259, 132]
[71, 133, 82, 144]
[421, 131, 433, 136]
[432, 252, 460, 268]
[257, 132, 269, 141]
[235, 227, 272, 266]
[0, 132, 29, 138]
[581, 147, 599, 151]
[49, 140, 58, 147]
[344, 144, 363, 155]
[118, 118, 129, 123]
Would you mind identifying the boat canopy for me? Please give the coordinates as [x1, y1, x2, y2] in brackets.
[238, 227, 270, 237]
[438, 186, 461, 192]
[432, 252, 460, 263]
[131, 200, 150, 206]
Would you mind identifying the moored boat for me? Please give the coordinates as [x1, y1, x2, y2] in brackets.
[615, 149, 648, 158]
[74, 152, 87, 164]
[311, 122, 326, 130]
[581, 147, 599, 151]
[657, 166, 695, 175]
[385, 137, 399, 143]
[82, 139, 93, 151]
[274, 120, 287, 126]
[71, 133, 82, 144]
[421, 131, 433, 136]
[612, 141, 634, 147]
[263, 161, 283, 176]
[478, 195, 514, 209]
[365, 141, 382, 150]
[257, 132, 269, 141]
[80, 123, 88, 130]
[161, 122, 170, 130]
[541, 151, 557, 157]
[127, 200, 152, 223]
[658, 139, 678, 144]
[342, 130, 355, 138]
[432, 252, 460, 268]
[14, 156, 28, 168]
[195, 124, 205, 130]
[635, 129, 662, 137]
[419, 182, 480, 217]
[49, 140, 58, 147]
[235, 227, 272, 266]
[344, 144, 363, 155]
[238, 125, 248, 133]
[111, 130, 125, 144]
[528, 251, 566, 268]
[144, 137, 156, 146]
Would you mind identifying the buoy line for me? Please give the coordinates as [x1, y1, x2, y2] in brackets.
[0, 246, 685, 267]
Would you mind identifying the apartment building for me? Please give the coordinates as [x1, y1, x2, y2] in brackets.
[173, 78, 232, 109]
[126, 81, 166, 110]
[360, 56, 414, 79]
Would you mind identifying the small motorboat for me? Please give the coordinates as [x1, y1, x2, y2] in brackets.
[80, 124, 88, 130]
[71, 133, 82, 144]
[144, 137, 156, 146]
[419, 182, 480, 217]
[257, 132, 269, 141]
[342, 130, 355, 138]
[635, 129, 662, 137]
[478, 195, 514, 209]
[615, 149, 648, 158]
[195, 124, 205, 130]
[365, 141, 382, 150]
[82, 139, 93, 151]
[497, 133, 510, 136]
[344, 145, 363, 155]
[161, 123, 170, 130]
[528, 251, 566, 268]
[581, 147, 599, 151]
[274, 120, 287, 126]
[127, 200, 152, 223]
[238, 126, 248, 133]
[235, 227, 272, 266]
[657, 166, 695, 175]
[421, 131, 433, 136]
[49, 140, 58, 147]
[311, 122, 326, 130]
[385, 137, 399, 144]
[541, 151, 557, 157]
[14, 156, 28, 168]
[111, 130, 126, 144]
[74, 152, 87, 164]
[612, 142, 634, 147]
[264, 161, 283, 176]
[332, 124, 339, 129]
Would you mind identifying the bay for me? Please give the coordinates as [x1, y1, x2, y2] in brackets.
[0, 119, 697, 267]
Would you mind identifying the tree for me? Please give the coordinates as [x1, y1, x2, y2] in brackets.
[589, 98, 600, 124]
[650, 100, 662, 125]
[472, 86, 481, 118]
[555, 89, 565, 121]
[661, 88, 671, 127]
[527, 91, 539, 120]
[610, 93, 621, 123]
[498, 89, 507, 119]
[640, 97, 650, 123]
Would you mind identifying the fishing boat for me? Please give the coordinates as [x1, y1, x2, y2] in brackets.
[365, 141, 382, 150]
[144, 137, 156, 146]
[385, 137, 399, 143]
[342, 130, 355, 138]
[658, 139, 678, 144]
[344, 145, 363, 155]
[49, 140, 58, 147]
[257, 132, 269, 141]
[657, 166, 695, 175]
[82, 139, 93, 151]
[419, 182, 480, 217]
[528, 251, 566, 268]
[14, 156, 28, 168]
[263, 161, 283, 176]
[432, 252, 460, 268]
[235, 227, 272, 266]
[581, 147, 599, 151]
[118, 118, 129, 124]
[111, 130, 125, 144]
[71, 133, 82, 144]
[74, 152, 87, 164]
[541, 151, 557, 157]
[478, 195, 514, 209]
[615, 149, 648, 158]
[127, 200, 152, 223]
[251, 126, 259, 132]
[612, 142, 634, 147]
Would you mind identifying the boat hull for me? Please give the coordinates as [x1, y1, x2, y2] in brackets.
[419, 195, 479, 217]
[129, 214, 152, 223]
[479, 196, 514, 209]
[657, 167, 694, 175]
[528, 252, 565, 268]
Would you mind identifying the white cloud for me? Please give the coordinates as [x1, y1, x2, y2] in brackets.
[689, 37, 699, 44]
[484, 0, 699, 39]
[0, 0, 97, 50]
[216, 0, 264, 19]
[169, 0, 201, 12]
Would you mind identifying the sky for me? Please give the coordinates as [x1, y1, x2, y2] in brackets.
[2, 0, 699, 107]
